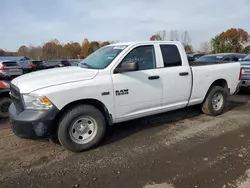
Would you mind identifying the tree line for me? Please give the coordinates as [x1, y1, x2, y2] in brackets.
[149, 28, 250, 54]
[0, 38, 111, 60]
[1, 28, 250, 60]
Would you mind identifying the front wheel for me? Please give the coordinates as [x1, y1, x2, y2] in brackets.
[57, 105, 106, 152]
[201, 86, 227, 116]
[0, 97, 12, 118]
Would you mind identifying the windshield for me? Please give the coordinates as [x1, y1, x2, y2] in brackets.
[79, 45, 127, 69]
[196, 55, 223, 62]
[243, 54, 250, 61]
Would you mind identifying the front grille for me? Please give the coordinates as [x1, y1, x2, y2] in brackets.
[10, 83, 24, 112]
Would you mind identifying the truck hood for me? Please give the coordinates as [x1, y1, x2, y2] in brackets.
[11, 67, 99, 93]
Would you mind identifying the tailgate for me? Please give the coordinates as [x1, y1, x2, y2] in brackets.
[1, 61, 23, 75]
[3, 61, 21, 70]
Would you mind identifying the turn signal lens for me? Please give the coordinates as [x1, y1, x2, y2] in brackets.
[41, 96, 52, 105]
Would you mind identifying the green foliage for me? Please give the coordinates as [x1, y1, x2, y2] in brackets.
[184, 44, 193, 53]
[244, 45, 250, 54]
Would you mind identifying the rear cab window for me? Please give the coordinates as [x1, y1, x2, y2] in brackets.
[32, 61, 43, 65]
[159, 45, 182, 67]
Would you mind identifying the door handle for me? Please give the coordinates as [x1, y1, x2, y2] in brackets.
[179, 72, 189, 76]
[148, 76, 160, 80]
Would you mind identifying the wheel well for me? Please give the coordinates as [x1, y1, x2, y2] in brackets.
[52, 99, 113, 135]
[211, 79, 228, 90]
[0, 91, 10, 98]
[203, 79, 229, 102]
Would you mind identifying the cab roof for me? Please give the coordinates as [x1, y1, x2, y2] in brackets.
[108, 41, 182, 47]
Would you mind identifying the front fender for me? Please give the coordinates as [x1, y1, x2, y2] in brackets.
[33, 77, 115, 119]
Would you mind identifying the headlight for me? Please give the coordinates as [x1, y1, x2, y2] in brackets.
[23, 94, 53, 110]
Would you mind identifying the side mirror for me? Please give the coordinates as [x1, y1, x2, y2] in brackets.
[115, 61, 139, 73]
[238, 58, 243, 62]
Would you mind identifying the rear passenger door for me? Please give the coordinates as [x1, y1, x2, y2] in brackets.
[157, 44, 192, 110]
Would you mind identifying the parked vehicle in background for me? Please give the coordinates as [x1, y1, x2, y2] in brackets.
[44, 60, 71, 69]
[69, 61, 79, 66]
[0, 80, 11, 118]
[9, 41, 242, 152]
[0, 56, 37, 74]
[0, 60, 23, 79]
[196, 53, 247, 63]
[18, 60, 32, 73]
[187, 53, 204, 61]
[29, 60, 46, 71]
[68, 59, 81, 66]
[239, 54, 250, 89]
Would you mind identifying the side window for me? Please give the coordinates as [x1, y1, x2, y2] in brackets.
[160, 45, 182, 67]
[21, 57, 29, 61]
[223, 56, 230, 62]
[120, 45, 156, 71]
[232, 56, 239, 61]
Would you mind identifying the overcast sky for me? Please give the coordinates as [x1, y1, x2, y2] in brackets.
[0, 0, 250, 51]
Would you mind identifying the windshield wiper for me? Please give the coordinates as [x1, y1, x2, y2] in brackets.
[82, 63, 93, 69]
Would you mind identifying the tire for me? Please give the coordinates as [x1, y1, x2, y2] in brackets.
[201, 86, 227, 116]
[0, 97, 12, 118]
[57, 105, 106, 152]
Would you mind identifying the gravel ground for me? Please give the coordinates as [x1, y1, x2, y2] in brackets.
[0, 92, 250, 188]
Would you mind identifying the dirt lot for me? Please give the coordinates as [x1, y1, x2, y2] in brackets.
[1, 92, 250, 188]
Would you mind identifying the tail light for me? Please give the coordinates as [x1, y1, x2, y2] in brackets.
[0, 63, 6, 70]
[239, 68, 242, 80]
[0, 81, 9, 89]
[30, 63, 37, 68]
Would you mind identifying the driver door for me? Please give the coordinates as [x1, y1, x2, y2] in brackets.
[111, 45, 162, 122]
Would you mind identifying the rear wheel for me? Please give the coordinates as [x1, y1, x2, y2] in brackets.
[201, 86, 227, 116]
[0, 97, 12, 118]
[57, 105, 106, 152]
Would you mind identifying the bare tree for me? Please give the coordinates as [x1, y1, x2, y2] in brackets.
[158, 30, 167, 40]
[200, 42, 211, 53]
[169, 30, 180, 41]
[181, 31, 191, 45]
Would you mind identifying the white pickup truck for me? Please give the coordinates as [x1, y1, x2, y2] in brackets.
[9, 41, 241, 152]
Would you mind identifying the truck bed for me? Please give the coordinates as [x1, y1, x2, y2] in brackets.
[188, 61, 240, 106]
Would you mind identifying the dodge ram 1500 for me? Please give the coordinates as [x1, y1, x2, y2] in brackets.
[9, 41, 241, 152]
